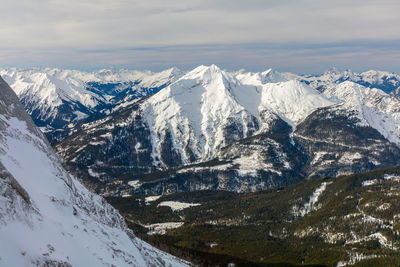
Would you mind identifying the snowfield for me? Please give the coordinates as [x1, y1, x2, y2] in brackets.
[146, 222, 185, 235]
[158, 201, 201, 212]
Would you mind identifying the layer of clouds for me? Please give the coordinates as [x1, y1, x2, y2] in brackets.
[1, 0, 399, 73]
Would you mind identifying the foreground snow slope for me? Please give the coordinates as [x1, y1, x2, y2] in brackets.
[0, 76, 188, 266]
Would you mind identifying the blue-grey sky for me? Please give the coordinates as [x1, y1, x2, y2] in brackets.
[1, 0, 400, 73]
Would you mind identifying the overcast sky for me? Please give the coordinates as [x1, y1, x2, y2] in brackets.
[1, 0, 399, 73]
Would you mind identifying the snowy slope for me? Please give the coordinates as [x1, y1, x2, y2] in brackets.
[259, 80, 335, 126]
[236, 69, 335, 126]
[0, 77, 188, 266]
[323, 81, 400, 146]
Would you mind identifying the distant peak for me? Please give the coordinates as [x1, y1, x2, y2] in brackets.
[332, 81, 368, 96]
[184, 65, 225, 80]
[196, 64, 221, 72]
[261, 68, 273, 75]
[260, 68, 287, 83]
[325, 67, 341, 75]
[160, 67, 182, 77]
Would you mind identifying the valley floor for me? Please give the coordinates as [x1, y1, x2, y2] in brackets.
[107, 166, 400, 266]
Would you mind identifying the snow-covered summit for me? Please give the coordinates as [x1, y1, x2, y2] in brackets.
[141, 65, 334, 167]
[143, 65, 260, 165]
[0, 68, 101, 119]
[259, 80, 336, 126]
[236, 68, 287, 85]
[0, 76, 188, 266]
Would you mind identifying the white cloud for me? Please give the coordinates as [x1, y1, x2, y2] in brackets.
[0, 0, 399, 72]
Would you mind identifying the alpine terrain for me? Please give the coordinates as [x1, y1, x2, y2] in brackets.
[45, 65, 400, 196]
[0, 76, 188, 266]
[3, 64, 400, 266]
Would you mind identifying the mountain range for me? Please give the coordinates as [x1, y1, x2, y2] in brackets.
[4, 65, 393, 196]
[0, 67, 183, 144]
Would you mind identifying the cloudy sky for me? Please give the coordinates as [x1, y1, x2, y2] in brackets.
[1, 0, 399, 73]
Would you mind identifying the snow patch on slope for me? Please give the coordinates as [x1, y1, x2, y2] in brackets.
[293, 181, 332, 217]
[158, 201, 201, 211]
[236, 68, 287, 85]
[146, 222, 184, 235]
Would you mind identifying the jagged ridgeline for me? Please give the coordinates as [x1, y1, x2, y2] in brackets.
[0, 77, 188, 266]
[44, 65, 400, 196]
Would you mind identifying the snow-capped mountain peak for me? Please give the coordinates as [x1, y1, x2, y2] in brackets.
[143, 65, 260, 165]
[181, 64, 227, 82]
[291, 68, 400, 94]
[260, 68, 288, 83]
[259, 79, 336, 126]
[324, 67, 341, 75]
[139, 65, 335, 167]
